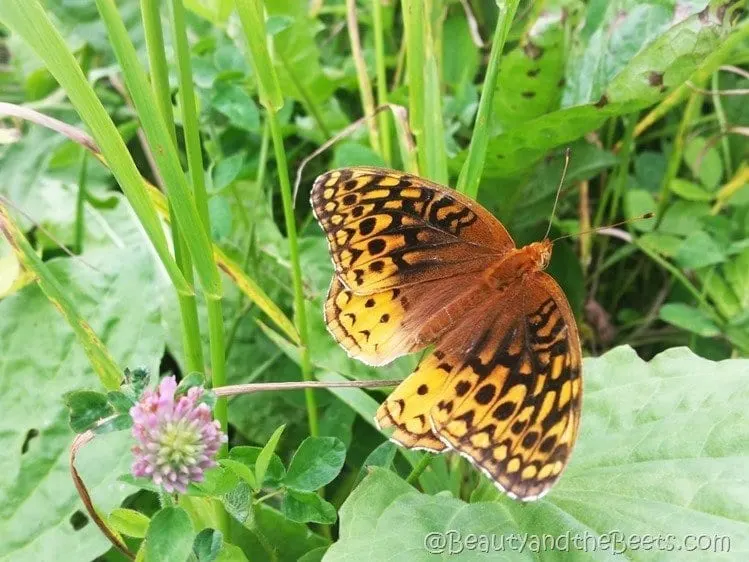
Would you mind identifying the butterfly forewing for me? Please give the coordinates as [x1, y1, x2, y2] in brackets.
[313, 167, 583, 501]
[311, 167, 515, 293]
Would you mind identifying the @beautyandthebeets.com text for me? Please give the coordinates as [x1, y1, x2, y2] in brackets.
[423, 530, 732, 555]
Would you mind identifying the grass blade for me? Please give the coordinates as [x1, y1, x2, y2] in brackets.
[456, 0, 520, 197]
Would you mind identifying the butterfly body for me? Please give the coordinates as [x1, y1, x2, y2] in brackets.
[311, 167, 582, 501]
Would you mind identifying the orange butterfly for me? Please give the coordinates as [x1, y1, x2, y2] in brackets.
[311, 167, 582, 501]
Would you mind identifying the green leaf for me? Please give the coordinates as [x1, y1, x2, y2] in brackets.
[328, 347, 749, 558]
[243, 502, 328, 559]
[107, 390, 134, 413]
[208, 195, 232, 241]
[193, 528, 223, 562]
[625, 189, 656, 232]
[675, 230, 726, 269]
[144, 507, 195, 562]
[215, 542, 249, 562]
[355, 441, 398, 486]
[255, 424, 286, 490]
[64, 390, 114, 433]
[684, 136, 723, 190]
[441, 13, 479, 90]
[474, 3, 732, 178]
[658, 201, 711, 236]
[93, 413, 132, 435]
[229, 446, 286, 488]
[212, 152, 246, 193]
[283, 488, 337, 524]
[219, 459, 259, 490]
[659, 303, 721, 337]
[222, 481, 252, 524]
[669, 178, 714, 201]
[492, 7, 565, 130]
[284, 437, 346, 492]
[176, 372, 207, 395]
[108, 508, 150, 539]
[212, 83, 260, 131]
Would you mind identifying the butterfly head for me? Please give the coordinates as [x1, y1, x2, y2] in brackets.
[529, 239, 553, 271]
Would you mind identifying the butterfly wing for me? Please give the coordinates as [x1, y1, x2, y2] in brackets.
[376, 272, 582, 501]
[324, 270, 490, 366]
[311, 167, 515, 293]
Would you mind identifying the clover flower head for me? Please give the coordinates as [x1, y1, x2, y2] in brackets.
[130, 376, 226, 493]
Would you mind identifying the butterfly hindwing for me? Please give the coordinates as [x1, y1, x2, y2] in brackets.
[429, 273, 582, 500]
[311, 167, 515, 294]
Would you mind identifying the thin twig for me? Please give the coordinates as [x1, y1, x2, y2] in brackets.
[720, 65, 749, 80]
[686, 80, 749, 95]
[0, 101, 98, 153]
[0, 195, 102, 273]
[459, 0, 485, 47]
[214, 378, 402, 397]
[292, 103, 415, 205]
[71, 427, 135, 560]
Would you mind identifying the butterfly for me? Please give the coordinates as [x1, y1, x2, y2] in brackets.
[310, 167, 582, 501]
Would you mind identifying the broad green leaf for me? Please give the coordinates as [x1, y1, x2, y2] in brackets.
[474, 2, 733, 178]
[264, 0, 335, 107]
[684, 136, 723, 190]
[724, 248, 749, 309]
[675, 230, 726, 269]
[108, 508, 150, 539]
[327, 347, 749, 559]
[634, 150, 667, 192]
[625, 189, 657, 232]
[492, 6, 565, 130]
[212, 152, 246, 193]
[193, 528, 223, 562]
[219, 459, 259, 490]
[144, 507, 195, 562]
[659, 303, 721, 337]
[355, 441, 398, 486]
[285, 437, 346, 492]
[658, 201, 711, 236]
[184, 0, 233, 24]
[64, 390, 114, 433]
[319, 400, 355, 448]
[215, 541, 249, 562]
[212, 83, 261, 131]
[238, 502, 329, 560]
[255, 424, 286, 489]
[669, 178, 713, 201]
[0, 206, 169, 561]
[283, 489, 337, 524]
[229, 446, 286, 488]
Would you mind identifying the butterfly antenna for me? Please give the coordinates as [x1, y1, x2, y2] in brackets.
[543, 147, 571, 240]
[551, 213, 655, 242]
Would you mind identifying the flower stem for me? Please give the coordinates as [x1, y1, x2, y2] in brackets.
[406, 454, 433, 485]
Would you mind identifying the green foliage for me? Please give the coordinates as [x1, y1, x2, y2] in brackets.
[284, 437, 346, 492]
[143, 506, 195, 562]
[329, 347, 749, 559]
